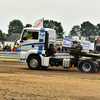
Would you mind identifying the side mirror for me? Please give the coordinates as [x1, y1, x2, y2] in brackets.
[23, 37, 27, 40]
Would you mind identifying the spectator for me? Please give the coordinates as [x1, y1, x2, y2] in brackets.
[61, 45, 66, 53]
[96, 44, 100, 53]
[5, 44, 9, 51]
[62, 47, 65, 53]
[56, 44, 58, 52]
[15, 43, 18, 52]
[57, 44, 62, 53]
[8, 44, 11, 52]
[12, 46, 15, 52]
[2, 45, 6, 51]
[0, 46, 2, 51]
[94, 44, 97, 51]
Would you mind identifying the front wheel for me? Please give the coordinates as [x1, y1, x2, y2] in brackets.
[79, 60, 94, 73]
[27, 56, 40, 70]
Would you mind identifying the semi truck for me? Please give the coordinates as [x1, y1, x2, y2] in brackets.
[18, 24, 100, 73]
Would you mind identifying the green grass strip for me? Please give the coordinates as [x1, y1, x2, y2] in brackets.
[0, 57, 18, 59]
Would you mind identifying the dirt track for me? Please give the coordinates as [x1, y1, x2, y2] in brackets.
[0, 59, 100, 100]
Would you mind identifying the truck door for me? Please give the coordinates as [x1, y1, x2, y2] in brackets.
[19, 28, 45, 54]
[20, 30, 38, 51]
[36, 28, 45, 54]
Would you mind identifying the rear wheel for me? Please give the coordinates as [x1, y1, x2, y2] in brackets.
[79, 60, 94, 73]
[27, 56, 40, 70]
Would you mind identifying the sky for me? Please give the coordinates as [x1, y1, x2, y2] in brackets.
[0, 0, 100, 36]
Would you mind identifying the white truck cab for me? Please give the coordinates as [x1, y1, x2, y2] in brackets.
[18, 25, 56, 69]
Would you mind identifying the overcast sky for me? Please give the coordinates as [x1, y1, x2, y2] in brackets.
[0, 0, 100, 35]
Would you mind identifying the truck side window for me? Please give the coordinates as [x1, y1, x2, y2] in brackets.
[23, 31, 39, 40]
[32, 32, 38, 39]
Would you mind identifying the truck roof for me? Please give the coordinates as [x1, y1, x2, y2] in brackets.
[23, 27, 56, 32]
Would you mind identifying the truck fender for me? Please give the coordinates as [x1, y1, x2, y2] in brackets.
[25, 50, 45, 60]
[77, 60, 83, 69]
[26, 50, 47, 66]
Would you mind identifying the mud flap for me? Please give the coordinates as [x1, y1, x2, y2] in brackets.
[98, 63, 100, 72]
[93, 63, 97, 72]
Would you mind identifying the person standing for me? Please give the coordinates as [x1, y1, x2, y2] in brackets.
[56, 44, 58, 52]
[2, 45, 6, 51]
[8, 44, 11, 52]
[15, 43, 18, 52]
[0, 46, 2, 51]
[57, 44, 62, 53]
[5, 44, 9, 51]
[12, 46, 15, 52]
[96, 44, 100, 53]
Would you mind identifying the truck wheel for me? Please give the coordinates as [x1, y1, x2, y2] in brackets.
[79, 60, 94, 73]
[27, 56, 40, 70]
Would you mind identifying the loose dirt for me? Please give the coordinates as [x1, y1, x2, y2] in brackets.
[0, 60, 100, 100]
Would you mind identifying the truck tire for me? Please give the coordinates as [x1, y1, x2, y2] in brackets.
[79, 60, 94, 73]
[27, 56, 40, 70]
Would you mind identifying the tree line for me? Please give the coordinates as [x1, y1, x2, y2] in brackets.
[69, 21, 100, 40]
[0, 19, 64, 41]
[0, 19, 100, 41]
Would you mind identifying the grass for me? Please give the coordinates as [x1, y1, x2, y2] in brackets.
[0, 57, 18, 59]
[0, 57, 18, 61]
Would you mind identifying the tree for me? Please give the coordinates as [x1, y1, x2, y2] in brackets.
[0, 30, 6, 41]
[43, 20, 64, 38]
[69, 25, 81, 36]
[8, 19, 23, 36]
[96, 23, 100, 36]
[80, 21, 96, 38]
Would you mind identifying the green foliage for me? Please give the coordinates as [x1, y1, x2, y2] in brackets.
[0, 30, 6, 41]
[80, 21, 96, 37]
[96, 23, 100, 36]
[69, 21, 100, 40]
[43, 20, 64, 38]
[69, 25, 81, 36]
[8, 19, 23, 36]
